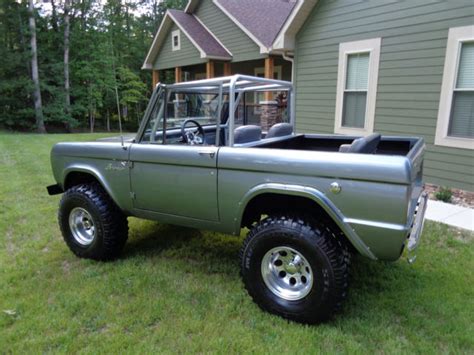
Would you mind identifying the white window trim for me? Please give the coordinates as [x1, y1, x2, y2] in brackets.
[171, 29, 180, 51]
[334, 38, 381, 136]
[435, 25, 474, 150]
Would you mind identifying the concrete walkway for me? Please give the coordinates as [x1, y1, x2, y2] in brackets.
[426, 200, 474, 232]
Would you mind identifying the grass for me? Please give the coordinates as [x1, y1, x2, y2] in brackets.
[0, 132, 473, 353]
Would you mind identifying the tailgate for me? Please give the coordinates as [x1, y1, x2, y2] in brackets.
[406, 137, 426, 226]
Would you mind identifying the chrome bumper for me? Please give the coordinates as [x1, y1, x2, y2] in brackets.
[406, 192, 428, 263]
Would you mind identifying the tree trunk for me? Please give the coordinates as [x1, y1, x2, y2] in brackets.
[50, 0, 59, 32]
[64, 0, 72, 132]
[89, 110, 95, 133]
[28, 0, 46, 133]
[106, 109, 110, 132]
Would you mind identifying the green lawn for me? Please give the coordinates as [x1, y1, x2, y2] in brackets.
[1, 132, 473, 353]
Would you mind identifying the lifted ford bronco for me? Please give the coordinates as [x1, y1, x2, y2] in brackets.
[47, 75, 427, 324]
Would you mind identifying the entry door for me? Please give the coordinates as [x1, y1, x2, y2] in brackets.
[129, 144, 219, 221]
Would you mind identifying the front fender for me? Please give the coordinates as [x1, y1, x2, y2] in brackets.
[235, 183, 377, 260]
[60, 163, 133, 213]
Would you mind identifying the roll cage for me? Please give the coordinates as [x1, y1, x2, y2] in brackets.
[136, 74, 295, 147]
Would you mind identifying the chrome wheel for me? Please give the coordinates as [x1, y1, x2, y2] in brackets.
[69, 207, 96, 246]
[261, 246, 313, 301]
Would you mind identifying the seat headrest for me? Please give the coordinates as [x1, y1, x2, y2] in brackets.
[339, 133, 381, 153]
[266, 123, 293, 139]
[234, 125, 262, 144]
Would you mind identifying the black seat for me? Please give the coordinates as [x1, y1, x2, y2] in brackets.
[234, 125, 262, 144]
[339, 133, 381, 154]
[266, 123, 293, 139]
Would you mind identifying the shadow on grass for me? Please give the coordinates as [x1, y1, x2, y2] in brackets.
[121, 221, 465, 336]
[123, 222, 242, 275]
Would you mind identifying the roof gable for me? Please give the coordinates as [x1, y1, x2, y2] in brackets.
[214, 0, 298, 50]
[169, 9, 232, 59]
[142, 9, 231, 69]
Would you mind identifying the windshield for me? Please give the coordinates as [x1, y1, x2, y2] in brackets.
[142, 91, 224, 143]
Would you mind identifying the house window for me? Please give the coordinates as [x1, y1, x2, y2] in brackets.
[172, 30, 180, 51]
[335, 38, 381, 135]
[435, 26, 474, 149]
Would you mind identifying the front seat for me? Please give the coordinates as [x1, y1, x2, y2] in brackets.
[339, 133, 381, 154]
[234, 125, 262, 144]
[266, 123, 293, 139]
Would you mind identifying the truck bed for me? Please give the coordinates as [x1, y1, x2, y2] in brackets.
[248, 134, 418, 156]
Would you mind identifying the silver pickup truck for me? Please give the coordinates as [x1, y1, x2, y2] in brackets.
[47, 75, 427, 324]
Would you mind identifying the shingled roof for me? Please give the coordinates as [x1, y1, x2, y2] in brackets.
[168, 9, 231, 59]
[143, 0, 313, 70]
[213, 0, 298, 49]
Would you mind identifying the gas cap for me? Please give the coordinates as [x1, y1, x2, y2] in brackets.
[330, 182, 341, 194]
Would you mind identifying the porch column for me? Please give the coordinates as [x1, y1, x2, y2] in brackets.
[175, 66, 182, 83]
[152, 70, 160, 89]
[223, 62, 232, 76]
[264, 56, 274, 101]
[261, 56, 279, 131]
[206, 60, 215, 79]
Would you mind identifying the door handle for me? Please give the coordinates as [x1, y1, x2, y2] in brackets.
[198, 150, 216, 158]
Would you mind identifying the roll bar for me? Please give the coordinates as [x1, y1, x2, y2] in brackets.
[137, 75, 295, 146]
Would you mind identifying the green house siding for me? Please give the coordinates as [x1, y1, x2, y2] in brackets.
[195, 0, 266, 62]
[295, 0, 474, 190]
[154, 24, 206, 70]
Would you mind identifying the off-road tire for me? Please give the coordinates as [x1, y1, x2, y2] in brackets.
[240, 215, 350, 324]
[58, 183, 128, 261]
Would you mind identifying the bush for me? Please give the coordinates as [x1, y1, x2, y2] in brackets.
[435, 186, 453, 203]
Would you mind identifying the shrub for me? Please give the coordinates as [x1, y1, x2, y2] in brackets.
[435, 186, 453, 203]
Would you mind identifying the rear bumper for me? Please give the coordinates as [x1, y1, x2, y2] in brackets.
[46, 184, 63, 196]
[406, 192, 428, 263]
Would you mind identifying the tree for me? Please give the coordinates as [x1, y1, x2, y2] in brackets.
[27, 0, 46, 133]
[63, 0, 72, 131]
[117, 66, 147, 122]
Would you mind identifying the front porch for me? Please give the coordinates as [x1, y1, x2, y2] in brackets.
[152, 56, 292, 93]
[152, 57, 293, 131]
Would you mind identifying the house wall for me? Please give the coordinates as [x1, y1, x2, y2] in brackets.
[154, 23, 207, 70]
[294, 0, 474, 191]
[194, 0, 266, 62]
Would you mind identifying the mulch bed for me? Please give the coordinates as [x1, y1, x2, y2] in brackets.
[425, 183, 474, 209]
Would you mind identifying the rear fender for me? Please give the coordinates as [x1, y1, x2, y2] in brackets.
[236, 183, 377, 260]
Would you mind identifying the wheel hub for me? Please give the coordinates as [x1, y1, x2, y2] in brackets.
[69, 207, 96, 246]
[261, 246, 313, 301]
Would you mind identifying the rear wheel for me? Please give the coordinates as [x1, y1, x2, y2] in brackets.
[240, 215, 350, 324]
[58, 183, 128, 261]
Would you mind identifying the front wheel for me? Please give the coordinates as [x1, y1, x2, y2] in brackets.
[240, 215, 350, 324]
[58, 183, 128, 261]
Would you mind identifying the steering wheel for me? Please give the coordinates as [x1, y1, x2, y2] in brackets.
[181, 119, 206, 145]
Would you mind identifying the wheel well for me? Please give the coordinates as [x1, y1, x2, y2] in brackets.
[64, 171, 101, 190]
[241, 193, 355, 251]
